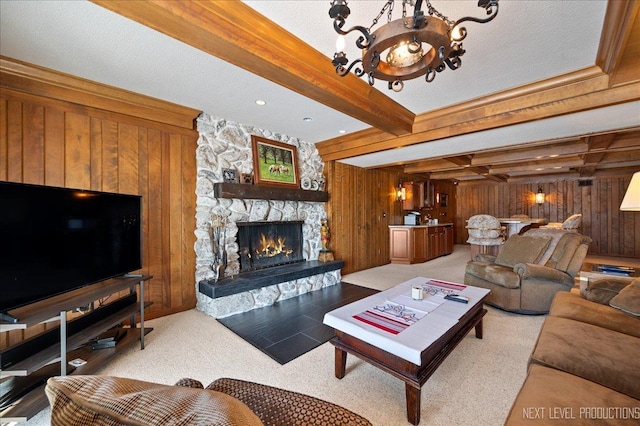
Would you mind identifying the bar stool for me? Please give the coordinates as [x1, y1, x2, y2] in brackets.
[466, 214, 505, 259]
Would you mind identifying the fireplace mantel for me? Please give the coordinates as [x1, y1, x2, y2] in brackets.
[214, 183, 328, 202]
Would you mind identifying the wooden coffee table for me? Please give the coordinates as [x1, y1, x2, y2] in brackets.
[323, 278, 490, 425]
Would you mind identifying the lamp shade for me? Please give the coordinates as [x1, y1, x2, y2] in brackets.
[620, 172, 640, 211]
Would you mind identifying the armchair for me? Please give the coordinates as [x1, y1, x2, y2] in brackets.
[464, 228, 591, 314]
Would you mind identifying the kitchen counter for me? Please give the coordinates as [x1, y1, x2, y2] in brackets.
[389, 224, 454, 264]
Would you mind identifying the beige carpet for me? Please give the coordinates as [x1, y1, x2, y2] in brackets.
[25, 245, 546, 426]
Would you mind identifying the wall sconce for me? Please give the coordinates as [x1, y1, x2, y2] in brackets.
[535, 187, 545, 204]
[620, 171, 640, 211]
[396, 184, 406, 202]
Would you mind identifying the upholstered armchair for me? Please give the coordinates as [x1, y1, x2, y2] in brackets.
[464, 228, 592, 314]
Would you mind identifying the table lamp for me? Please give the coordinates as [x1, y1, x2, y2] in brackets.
[620, 172, 640, 211]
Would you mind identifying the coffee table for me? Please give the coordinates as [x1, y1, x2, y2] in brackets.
[323, 277, 490, 425]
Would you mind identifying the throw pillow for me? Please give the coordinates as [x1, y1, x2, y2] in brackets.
[609, 279, 640, 316]
[46, 375, 265, 426]
[494, 235, 552, 268]
[582, 279, 630, 305]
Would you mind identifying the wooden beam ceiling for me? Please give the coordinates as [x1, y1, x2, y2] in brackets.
[313, 0, 640, 180]
[91, 0, 639, 183]
[91, 0, 414, 136]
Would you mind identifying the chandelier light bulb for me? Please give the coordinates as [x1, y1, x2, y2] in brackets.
[336, 35, 346, 52]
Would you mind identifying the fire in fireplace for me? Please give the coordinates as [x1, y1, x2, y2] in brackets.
[237, 221, 304, 272]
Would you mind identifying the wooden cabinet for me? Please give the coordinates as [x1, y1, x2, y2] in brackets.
[389, 225, 454, 264]
[0, 276, 152, 422]
[390, 226, 427, 264]
[444, 225, 454, 254]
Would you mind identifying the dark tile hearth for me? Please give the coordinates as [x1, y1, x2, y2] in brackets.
[217, 282, 378, 364]
[199, 260, 344, 299]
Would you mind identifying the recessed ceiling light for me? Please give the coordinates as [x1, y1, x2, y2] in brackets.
[255, 100, 266, 106]
[338, 130, 346, 134]
[303, 117, 313, 122]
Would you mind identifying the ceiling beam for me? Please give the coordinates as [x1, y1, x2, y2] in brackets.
[472, 140, 588, 166]
[489, 158, 584, 175]
[90, 0, 415, 136]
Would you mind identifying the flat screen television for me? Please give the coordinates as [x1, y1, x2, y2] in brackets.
[0, 181, 142, 318]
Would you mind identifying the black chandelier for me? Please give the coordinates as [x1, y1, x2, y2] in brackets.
[329, 0, 499, 92]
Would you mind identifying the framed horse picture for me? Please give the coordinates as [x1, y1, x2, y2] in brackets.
[251, 135, 299, 187]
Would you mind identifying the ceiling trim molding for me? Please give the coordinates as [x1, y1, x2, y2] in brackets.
[596, 0, 640, 75]
[0, 56, 200, 130]
[90, 0, 415, 136]
[316, 66, 609, 158]
[318, 72, 640, 161]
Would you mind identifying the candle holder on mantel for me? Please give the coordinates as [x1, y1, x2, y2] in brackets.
[319, 218, 334, 262]
[210, 214, 228, 282]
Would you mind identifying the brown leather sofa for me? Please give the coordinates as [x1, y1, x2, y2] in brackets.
[45, 375, 372, 426]
[505, 278, 640, 425]
[464, 228, 591, 314]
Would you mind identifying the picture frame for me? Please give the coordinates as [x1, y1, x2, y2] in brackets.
[440, 193, 448, 207]
[222, 168, 239, 184]
[251, 135, 299, 187]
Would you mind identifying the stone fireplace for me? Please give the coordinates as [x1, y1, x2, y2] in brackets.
[194, 114, 342, 319]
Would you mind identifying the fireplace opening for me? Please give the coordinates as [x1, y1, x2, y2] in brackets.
[237, 221, 304, 272]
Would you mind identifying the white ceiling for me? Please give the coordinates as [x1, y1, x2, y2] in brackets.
[1, 0, 637, 168]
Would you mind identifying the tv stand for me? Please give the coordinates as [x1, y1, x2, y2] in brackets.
[0, 275, 152, 422]
[0, 312, 19, 324]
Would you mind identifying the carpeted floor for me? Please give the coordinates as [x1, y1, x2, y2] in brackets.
[25, 245, 548, 426]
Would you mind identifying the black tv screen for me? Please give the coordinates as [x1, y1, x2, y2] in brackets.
[0, 182, 142, 314]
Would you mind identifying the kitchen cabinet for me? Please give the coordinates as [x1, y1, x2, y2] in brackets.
[390, 226, 426, 264]
[389, 224, 454, 264]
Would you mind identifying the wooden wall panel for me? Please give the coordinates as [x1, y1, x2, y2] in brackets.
[0, 90, 198, 349]
[45, 108, 65, 187]
[326, 161, 401, 275]
[456, 176, 639, 258]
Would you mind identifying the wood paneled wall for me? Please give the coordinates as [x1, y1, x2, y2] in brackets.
[325, 161, 403, 274]
[456, 177, 640, 258]
[0, 61, 200, 347]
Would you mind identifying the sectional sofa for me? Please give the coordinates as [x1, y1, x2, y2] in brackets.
[505, 277, 640, 425]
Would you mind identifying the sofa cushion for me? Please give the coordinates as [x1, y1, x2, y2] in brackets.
[545, 233, 582, 272]
[549, 291, 640, 338]
[530, 317, 640, 400]
[523, 228, 570, 264]
[583, 278, 630, 305]
[610, 279, 640, 316]
[505, 364, 640, 426]
[45, 375, 264, 426]
[494, 235, 551, 268]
